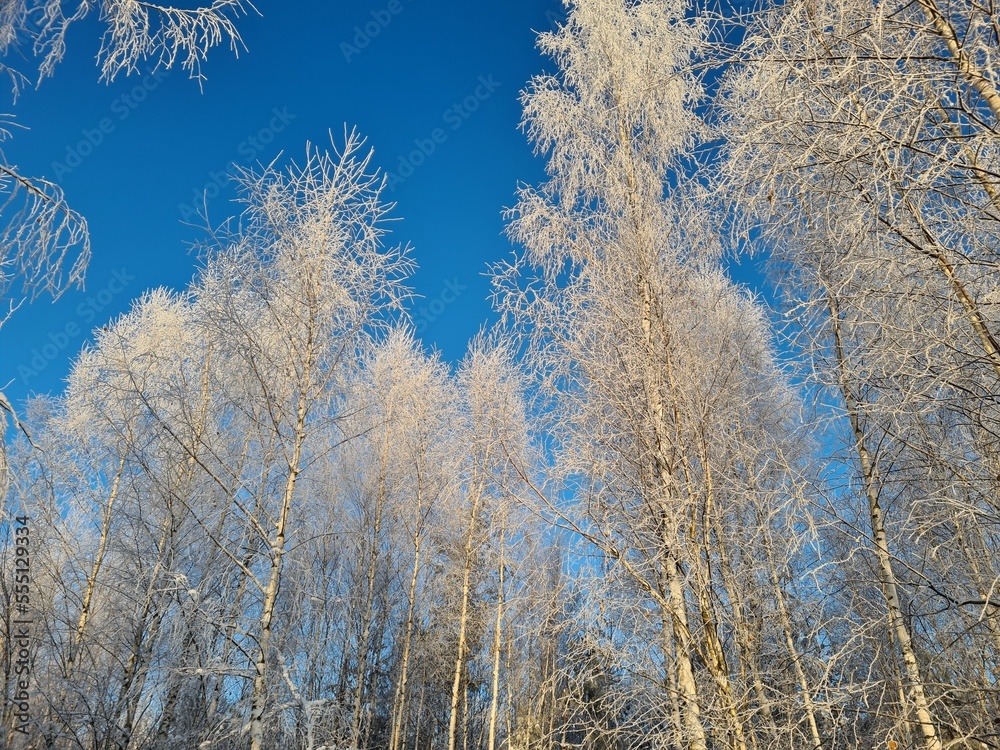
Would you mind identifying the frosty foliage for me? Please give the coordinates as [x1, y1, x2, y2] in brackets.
[0, 156, 89, 311]
[65, 288, 201, 450]
[498, 4, 818, 750]
[717, 0, 1000, 744]
[195, 132, 413, 413]
[509, 0, 705, 278]
[0, 0, 253, 84]
[523, 0, 703, 216]
[719, 0, 1000, 386]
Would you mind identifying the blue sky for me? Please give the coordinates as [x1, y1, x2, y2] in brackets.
[0, 0, 568, 404]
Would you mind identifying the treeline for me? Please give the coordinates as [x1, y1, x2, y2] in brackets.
[1, 1, 999, 750]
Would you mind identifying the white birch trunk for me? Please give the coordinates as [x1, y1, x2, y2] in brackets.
[827, 290, 942, 750]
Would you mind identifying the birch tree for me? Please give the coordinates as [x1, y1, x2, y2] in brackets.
[438, 340, 531, 750]
[190, 133, 411, 750]
[497, 2, 819, 748]
[720, 1, 1000, 744]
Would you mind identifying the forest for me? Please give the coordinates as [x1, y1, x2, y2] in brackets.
[1, 0, 999, 749]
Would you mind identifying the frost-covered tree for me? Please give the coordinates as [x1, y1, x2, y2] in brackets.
[9, 2, 1000, 749]
[0, 0, 252, 315]
[0, 0, 251, 85]
[189, 133, 411, 750]
[719, 1, 1000, 746]
[0, 287, 223, 749]
[497, 2, 821, 749]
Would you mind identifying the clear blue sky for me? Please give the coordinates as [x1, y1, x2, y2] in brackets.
[0, 0, 567, 404]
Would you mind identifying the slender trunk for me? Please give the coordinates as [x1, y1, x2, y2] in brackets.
[202, 436, 256, 731]
[505, 624, 515, 750]
[389, 451, 425, 750]
[67, 454, 127, 678]
[663, 555, 708, 750]
[155, 624, 198, 748]
[206, 540, 256, 728]
[691, 455, 747, 750]
[955, 519, 1000, 670]
[413, 679, 427, 750]
[54, 454, 126, 745]
[352, 402, 399, 750]
[761, 521, 823, 750]
[608, 95, 709, 749]
[642, 277, 709, 750]
[248, 391, 309, 750]
[116, 506, 180, 748]
[389, 519, 423, 750]
[694, 579, 747, 750]
[447, 481, 484, 750]
[892, 192, 1000, 382]
[713, 517, 773, 743]
[659, 604, 685, 750]
[917, 0, 1000, 122]
[487, 521, 506, 750]
[827, 290, 942, 750]
[549, 652, 558, 750]
[114, 603, 155, 747]
[305, 701, 316, 750]
[350, 478, 386, 750]
[462, 682, 469, 750]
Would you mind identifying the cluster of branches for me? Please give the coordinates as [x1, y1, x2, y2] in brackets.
[0, 0, 253, 334]
[1, 1, 1000, 750]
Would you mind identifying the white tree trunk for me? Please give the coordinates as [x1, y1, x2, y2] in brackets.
[487, 521, 506, 750]
[67, 453, 127, 679]
[249, 393, 309, 750]
[389, 517, 423, 750]
[447, 481, 484, 750]
[827, 291, 942, 750]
